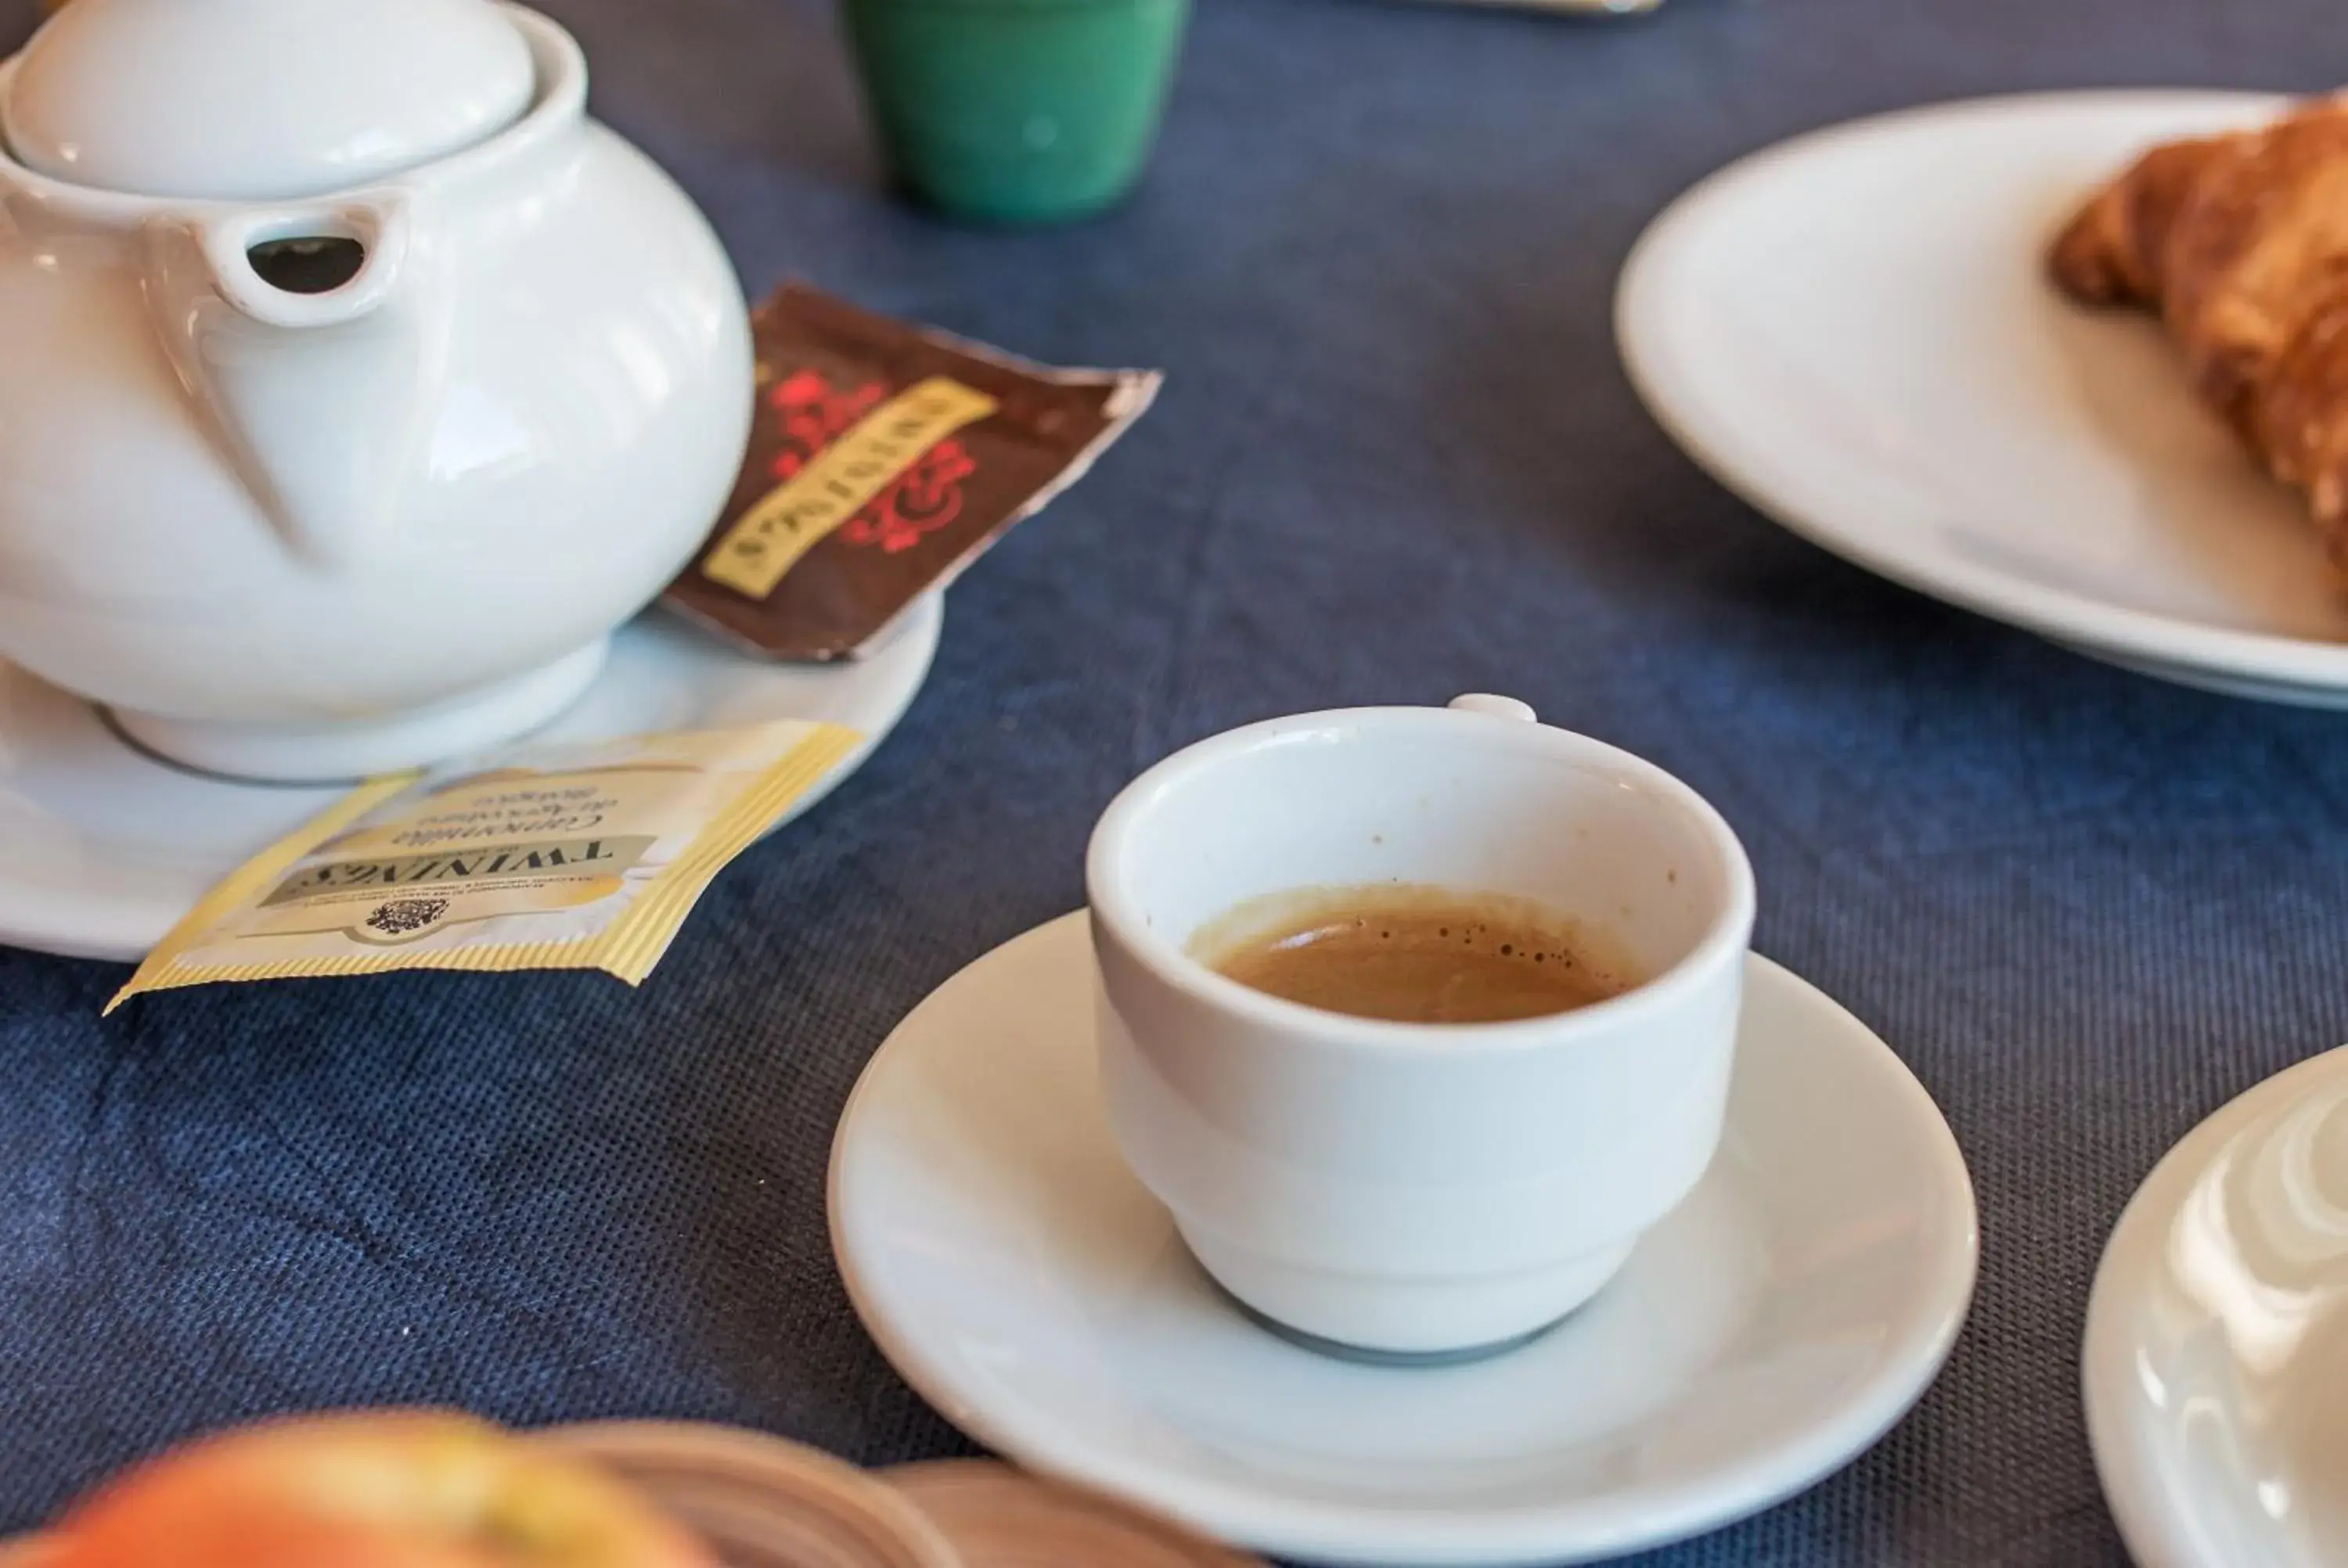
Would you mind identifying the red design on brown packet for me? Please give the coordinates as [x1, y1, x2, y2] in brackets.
[662, 285, 1161, 661]
[766, 368, 978, 556]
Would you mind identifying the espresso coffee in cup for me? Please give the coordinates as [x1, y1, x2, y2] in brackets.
[1190, 883, 1637, 1024]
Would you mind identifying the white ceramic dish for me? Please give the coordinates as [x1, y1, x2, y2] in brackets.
[2084, 1044, 2348, 1568]
[829, 912, 1978, 1566]
[0, 597, 939, 962]
[1611, 91, 2348, 707]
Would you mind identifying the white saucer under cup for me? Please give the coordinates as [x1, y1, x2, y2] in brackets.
[1614, 92, 2348, 707]
[829, 912, 1979, 1566]
[0, 599, 939, 962]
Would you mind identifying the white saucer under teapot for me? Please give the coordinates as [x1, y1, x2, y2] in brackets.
[0, 0, 754, 780]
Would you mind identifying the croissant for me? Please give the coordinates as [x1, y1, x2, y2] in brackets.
[2051, 96, 2348, 563]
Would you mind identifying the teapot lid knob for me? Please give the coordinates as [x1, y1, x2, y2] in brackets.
[1446, 693, 1538, 723]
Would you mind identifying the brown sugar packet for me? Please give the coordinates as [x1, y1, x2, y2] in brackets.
[663, 284, 1161, 661]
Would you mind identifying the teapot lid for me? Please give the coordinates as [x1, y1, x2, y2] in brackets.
[2, 0, 538, 200]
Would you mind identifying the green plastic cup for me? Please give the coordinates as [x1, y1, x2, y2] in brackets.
[842, 0, 1190, 225]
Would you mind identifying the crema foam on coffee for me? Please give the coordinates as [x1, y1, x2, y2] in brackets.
[1190, 883, 1638, 1024]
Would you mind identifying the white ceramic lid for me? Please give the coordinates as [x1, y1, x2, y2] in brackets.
[2, 0, 538, 200]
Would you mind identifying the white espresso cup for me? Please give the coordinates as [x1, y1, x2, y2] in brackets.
[1086, 695, 1756, 1358]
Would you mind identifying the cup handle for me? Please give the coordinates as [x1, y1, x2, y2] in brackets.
[1447, 693, 1537, 722]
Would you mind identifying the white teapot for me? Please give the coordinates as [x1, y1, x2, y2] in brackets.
[0, 0, 754, 779]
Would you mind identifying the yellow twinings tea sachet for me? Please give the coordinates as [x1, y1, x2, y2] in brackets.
[110, 720, 862, 1010]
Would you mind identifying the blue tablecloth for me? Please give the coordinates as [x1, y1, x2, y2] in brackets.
[5, 0, 2344, 1561]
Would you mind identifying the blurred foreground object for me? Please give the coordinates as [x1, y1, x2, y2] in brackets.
[43, 1411, 715, 1568]
[1420, 0, 1658, 10]
[533, 1422, 960, 1568]
[886, 1461, 1263, 1566]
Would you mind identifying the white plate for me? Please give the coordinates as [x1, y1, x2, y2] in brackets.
[829, 912, 1978, 1566]
[2085, 1045, 2348, 1568]
[0, 597, 941, 962]
[1611, 91, 2348, 707]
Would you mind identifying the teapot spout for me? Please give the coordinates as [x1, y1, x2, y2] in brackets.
[142, 193, 440, 571]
